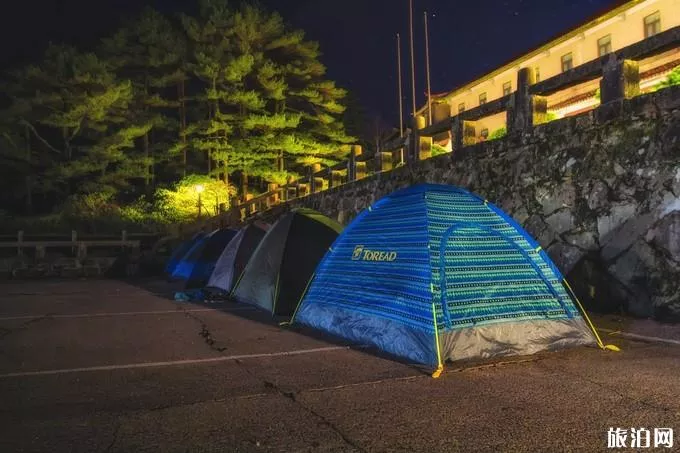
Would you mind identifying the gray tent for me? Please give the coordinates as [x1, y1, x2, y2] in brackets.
[205, 222, 269, 296]
[231, 209, 343, 316]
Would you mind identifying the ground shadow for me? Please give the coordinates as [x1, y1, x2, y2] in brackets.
[119, 276, 598, 377]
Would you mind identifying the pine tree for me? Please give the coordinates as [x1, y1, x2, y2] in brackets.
[0, 1, 357, 217]
[101, 7, 188, 192]
[183, 1, 354, 196]
[10, 45, 149, 196]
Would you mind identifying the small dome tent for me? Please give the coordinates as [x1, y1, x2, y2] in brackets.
[171, 228, 238, 289]
[232, 209, 343, 316]
[293, 184, 603, 375]
[165, 232, 205, 275]
[205, 222, 270, 296]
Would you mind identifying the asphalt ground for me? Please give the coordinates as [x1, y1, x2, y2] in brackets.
[1, 279, 679, 452]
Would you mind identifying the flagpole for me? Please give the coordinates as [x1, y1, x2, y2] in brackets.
[397, 33, 404, 138]
[424, 11, 433, 125]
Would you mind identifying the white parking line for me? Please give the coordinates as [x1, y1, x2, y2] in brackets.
[0, 346, 347, 378]
[0, 307, 254, 322]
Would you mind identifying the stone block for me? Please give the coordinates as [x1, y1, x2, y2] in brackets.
[587, 180, 610, 211]
[547, 242, 584, 274]
[648, 211, 680, 263]
[545, 209, 575, 235]
[600, 58, 640, 105]
[564, 231, 599, 251]
[597, 202, 638, 242]
[537, 183, 576, 215]
[524, 215, 556, 246]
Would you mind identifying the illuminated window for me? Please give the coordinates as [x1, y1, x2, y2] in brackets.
[479, 92, 487, 105]
[598, 35, 612, 57]
[458, 102, 465, 113]
[644, 11, 661, 38]
[502, 81, 511, 96]
[561, 53, 573, 73]
[535, 67, 541, 82]
[480, 128, 489, 139]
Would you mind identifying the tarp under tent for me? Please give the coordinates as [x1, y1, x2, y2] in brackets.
[232, 209, 343, 316]
[165, 232, 206, 275]
[204, 221, 270, 297]
[171, 228, 238, 289]
[293, 184, 606, 375]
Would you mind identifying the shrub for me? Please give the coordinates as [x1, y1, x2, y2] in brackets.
[431, 144, 450, 157]
[654, 65, 680, 91]
[489, 127, 507, 140]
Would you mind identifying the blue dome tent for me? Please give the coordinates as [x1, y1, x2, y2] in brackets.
[171, 228, 238, 289]
[293, 184, 609, 376]
[165, 232, 206, 275]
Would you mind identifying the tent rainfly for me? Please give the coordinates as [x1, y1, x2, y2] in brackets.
[205, 222, 270, 296]
[231, 209, 343, 316]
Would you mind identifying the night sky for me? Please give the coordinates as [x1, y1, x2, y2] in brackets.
[3, 0, 620, 126]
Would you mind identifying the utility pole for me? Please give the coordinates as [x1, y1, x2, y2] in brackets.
[424, 11, 433, 125]
[408, 0, 417, 119]
[397, 33, 404, 138]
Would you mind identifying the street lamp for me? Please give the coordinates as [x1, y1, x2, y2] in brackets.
[195, 184, 205, 218]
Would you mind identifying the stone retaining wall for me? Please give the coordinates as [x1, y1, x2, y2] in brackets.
[251, 86, 680, 321]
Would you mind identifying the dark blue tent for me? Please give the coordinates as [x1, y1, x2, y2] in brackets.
[294, 184, 601, 375]
[171, 229, 238, 289]
[165, 232, 205, 275]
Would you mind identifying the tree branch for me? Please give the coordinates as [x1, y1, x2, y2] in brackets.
[19, 119, 62, 154]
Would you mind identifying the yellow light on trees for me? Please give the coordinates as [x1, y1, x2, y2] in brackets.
[195, 184, 205, 194]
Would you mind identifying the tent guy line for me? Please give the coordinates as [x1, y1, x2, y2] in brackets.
[0, 346, 348, 379]
[601, 328, 680, 347]
[0, 307, 255, 322]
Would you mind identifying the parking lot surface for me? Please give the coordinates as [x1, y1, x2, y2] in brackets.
[1, 279, 679, 452]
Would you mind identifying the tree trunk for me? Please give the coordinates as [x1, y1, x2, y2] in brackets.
[63, 127, 71, 161]
[178, 79, 187, 177]
[150, 129, 155, 192]
[242, 172, 248, 202]
[144, 132, 150, 188]
[144, 75, 152, 190]
[207, 101, 213, 175]
[24, 125, 32, 214]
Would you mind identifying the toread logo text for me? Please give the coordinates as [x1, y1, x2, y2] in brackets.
[351, 245, 397, 262]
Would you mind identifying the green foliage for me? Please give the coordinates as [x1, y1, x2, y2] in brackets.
[489, 127, 507, 140]
[654, 65, 680, 91]
[539, 111, 560, 125]
[0, 1, 355, 231]
[594, 88, 601, 101]
[431, 144, 449, 157]
[154, 174, 237, 221]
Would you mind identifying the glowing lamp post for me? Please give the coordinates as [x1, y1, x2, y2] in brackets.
[195, 184, 205, 218]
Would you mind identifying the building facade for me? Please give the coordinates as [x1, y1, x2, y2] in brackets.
[422, 0, 680, 148]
